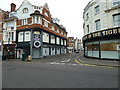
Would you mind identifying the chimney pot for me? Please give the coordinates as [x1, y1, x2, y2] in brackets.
[11, 3, 16, 12]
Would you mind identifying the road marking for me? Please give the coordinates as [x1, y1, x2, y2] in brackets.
[61, 59, 70, 63]
[75, 59, 119, 68]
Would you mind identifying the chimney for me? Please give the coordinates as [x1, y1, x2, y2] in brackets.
[10, 3, 16, 12]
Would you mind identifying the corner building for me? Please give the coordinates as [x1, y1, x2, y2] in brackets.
[83, 0, 120, 60]
[11, 0, 67, 59]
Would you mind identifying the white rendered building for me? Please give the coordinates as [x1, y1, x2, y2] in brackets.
[83, 0, 120, 60]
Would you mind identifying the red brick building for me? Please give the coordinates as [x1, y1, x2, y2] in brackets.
[67, 37, 75, 53]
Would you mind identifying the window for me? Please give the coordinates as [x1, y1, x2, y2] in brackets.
[43, 32, 49, 43]
[44, 20, 48, 27]
[64, 40, 67, 46]
[52, 26, 55, 31]
[64, 32, 67, 36]
[44, 12, 48, 17]
[87, 25, 89, 33]
[36, 16, 39, 23]
[61, 39, 63, 45]
[11, 32, 14, 41]
[95, 5, 100, 14]
[95, 19, 100, 30]
[22, 19, 28, 25]
[23, 8, 28, 13]
[56, 37, 60, 45]
[113, 14, 120, 26]
[113, 0, 120, 6]
[25, 31, 31, 41]
[57, 29, 59, 33]
[86, 13, 89, 21]
[18, 32, 24, 42]
[51, 35, 55, 44]
[61, 31, 63, 35]
[32, 16, 42, 24]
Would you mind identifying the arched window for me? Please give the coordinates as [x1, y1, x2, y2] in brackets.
[23, 8, 29, 13]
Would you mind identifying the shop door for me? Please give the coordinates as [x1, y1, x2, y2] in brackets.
[33, 49, 39, 58]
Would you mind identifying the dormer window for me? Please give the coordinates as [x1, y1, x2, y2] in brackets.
[23, 8, 28, 13]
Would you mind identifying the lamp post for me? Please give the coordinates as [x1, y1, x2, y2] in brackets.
[7, 35, 10, 60]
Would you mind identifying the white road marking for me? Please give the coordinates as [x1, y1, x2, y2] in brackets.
[61, 59, 70, 63]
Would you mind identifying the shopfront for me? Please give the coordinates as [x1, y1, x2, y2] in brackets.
[83, 27, 120, 60]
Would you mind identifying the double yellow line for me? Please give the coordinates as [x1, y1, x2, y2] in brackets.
[74, 59, 120, 68]
[74, 54, 120, 68]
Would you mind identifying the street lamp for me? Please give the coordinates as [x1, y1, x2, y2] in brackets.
[7, 36, 10, 60]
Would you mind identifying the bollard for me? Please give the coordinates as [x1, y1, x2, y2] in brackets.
[22, 52, 25, 61]
[27, 55, 32, 62]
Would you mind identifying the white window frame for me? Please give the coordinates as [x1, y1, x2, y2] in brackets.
[22, 19, 28, 25]
[23, 8, 29, 13]
[18, 32, 24, 42]
[51, 35, 55, 44]
[95, 19, 100, 30]
[95, 5, 100, 15]
[24, 31, 31, 42]
[43, 32, 49, 43]
[86, 13, 89, 21]
[44, 20, 48, 27]
[44, 12, 48, 17]
[56, 37, 60, 45]
[52, 26, 55, 31]
[113, 0, 120, 6]
[113, 14, 120, 26]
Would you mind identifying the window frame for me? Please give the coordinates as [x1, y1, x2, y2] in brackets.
[113, 13, 120, 26]
[94, 5, 100, 15]
[95, 19, 100, 30]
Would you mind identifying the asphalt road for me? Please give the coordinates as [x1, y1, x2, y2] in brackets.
[2, 53, 118, 88]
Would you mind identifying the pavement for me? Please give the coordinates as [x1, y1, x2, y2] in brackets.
[2, 52, 120, 68]
[77, 53, 120, 68]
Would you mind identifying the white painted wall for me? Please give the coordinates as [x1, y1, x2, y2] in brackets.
[83, 0, 120, 35]
[3, 19, 16, 44]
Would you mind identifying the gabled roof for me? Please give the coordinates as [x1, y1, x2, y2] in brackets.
[43, 3, 49, 10]
[16, 0, 32, 11]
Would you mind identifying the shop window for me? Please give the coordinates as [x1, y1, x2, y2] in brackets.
[100, 40, 119, 59]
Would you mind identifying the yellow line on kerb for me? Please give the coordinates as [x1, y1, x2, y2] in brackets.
[74, 59, 119, 68]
